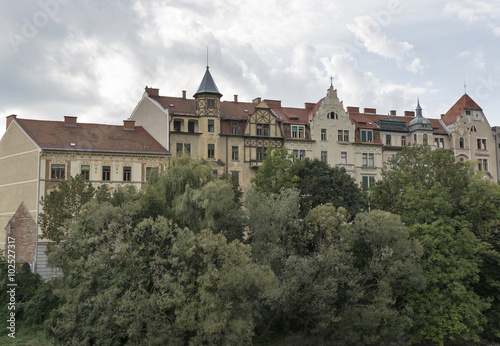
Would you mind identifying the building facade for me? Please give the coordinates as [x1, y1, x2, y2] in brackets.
[0, 115, 170, 264]
[130, 68, 499, 190]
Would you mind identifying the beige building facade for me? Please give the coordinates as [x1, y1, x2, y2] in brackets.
[0, 115, 169, 260]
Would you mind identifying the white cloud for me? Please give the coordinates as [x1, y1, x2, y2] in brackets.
[346, 15, 421, 73]
[444, 0, 500, 35]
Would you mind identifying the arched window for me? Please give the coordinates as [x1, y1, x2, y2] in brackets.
[423, 134, 428, 145]
[459, 137, 464, 148]
[413, 133, 417, 144]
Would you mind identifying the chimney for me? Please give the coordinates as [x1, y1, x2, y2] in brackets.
[364, 108, 376, 114]
[253, 97, 261, 104]
[346, 106, 359, 113]
[123, 120, 135, 130]
[64, 116, 77, 127]
[145, 87, 159, 97]
[182, 90, 186, 99]
[404, 111, 415, 117]
[304, 103, 315, 111]
[390, 110, 396, 116]
[234, 95, 238, 103]
[6, 114, 17, 130]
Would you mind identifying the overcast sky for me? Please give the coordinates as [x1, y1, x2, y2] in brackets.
[1, 0, 500, 139]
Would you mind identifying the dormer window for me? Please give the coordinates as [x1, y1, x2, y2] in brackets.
[291, 125, 305, 138]
[361, 129, 373, 143]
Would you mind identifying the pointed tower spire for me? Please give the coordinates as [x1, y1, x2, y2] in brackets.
[416, 98, 422, 117]
[193, 66, 222, 98]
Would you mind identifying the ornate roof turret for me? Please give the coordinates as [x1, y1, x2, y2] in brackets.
[193, 66, 222, 98]
[409, 98, 432, 131]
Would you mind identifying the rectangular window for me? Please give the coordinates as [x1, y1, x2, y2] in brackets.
[386, 134, 391, 146]
[435, 138, 444, 148]
[291, 125, 305, 138]
[293, 149, 299, 161]
[146, 167, 158, 180]
[232, 146, 239, 161]
[338, 130, 343, 141]
[368, 153, 374, 167]
[188, 121, 195, 133]
[123, 166, 131, 182]
[361, 130, 373, 143]
[208, 119, 214, 133]
[102, 166, 111, 181]
[362, 176, 375, 188]
[231, 122, 238, 135]
[479, 159, 488, 171]
[477, 138, 487, 150]
[184, 143, 191, 157]
[401, 136, 406, 146]
[81, 165, 90, 180]
[321, 151, 327, 162]
[321, 128, 327, 141]
[414, 134, 417, 144]
[341, 152, 347, 164]
[362, 153, 367, 166]
[208, 144, 215, 158]
[173, 120, 182, 132]
[300, 150, 305, 161]
[51, 164, 65, 180]
[176, 143, 183, 157]
[440, 138, 444, 148]
[207, 99, 215, 108]
[263, 124, 270, 136]
[344, 130, 349, 142]
[256, 147, 264, 162]
[231, 171, 239, 184]
[256, 124, 263, 136]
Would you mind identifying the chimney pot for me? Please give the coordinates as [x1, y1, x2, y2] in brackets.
[145, 87, 159, 97]
[123, 120, 135, 130]
[253, 97, 261, 104]
[182, 90, 186, 99]
[234, 95, 238, 103]
[390, 110, 396, 116]
[6, 114, 17, 130]
[64, 116, 77, 126]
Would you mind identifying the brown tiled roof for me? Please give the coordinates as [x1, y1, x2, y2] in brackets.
[149, 95, 256, 120]
[348, 108, 448, 134]
[16, 118, 169, 154]
[441, 94, 482, 126]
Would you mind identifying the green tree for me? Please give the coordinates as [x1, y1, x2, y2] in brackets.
[47, 201, 277, 345]
[291, 158, 368, 218]
[251, 146, 298, 194]
[371, 145, 495, 343]
[39, 175, 108, 243]
[245, 189, 423, 344]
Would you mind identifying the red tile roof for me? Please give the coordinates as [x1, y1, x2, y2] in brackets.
[16, 118, 169, 154]
[149, 95, 256, 120]
[441, 93, 482, 126]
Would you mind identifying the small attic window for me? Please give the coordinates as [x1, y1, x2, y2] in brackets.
[170, 104, 174, 107]
[466, 110, 471, 115]
[290, 117, 299, 120]
[144, 145, 150, 150]
[70, 143, 76, 147]
[244, 109, 248, 112]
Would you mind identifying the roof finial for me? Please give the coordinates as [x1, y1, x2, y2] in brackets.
[464, 75, 467, 94]
[206, 46, 209, 69]
[330, 75, 333, 87]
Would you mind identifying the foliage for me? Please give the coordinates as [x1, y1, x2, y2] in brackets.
[407, 219, 488, 344]
[251, 146, 298, 194]
[252, 148, 368, 219]
[245, 189, 423, 344]
[290, 158, 368, 218]
[371, 145, 496, 343]
[46, 201, 278, 345]
[39, 175, 102, 243]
